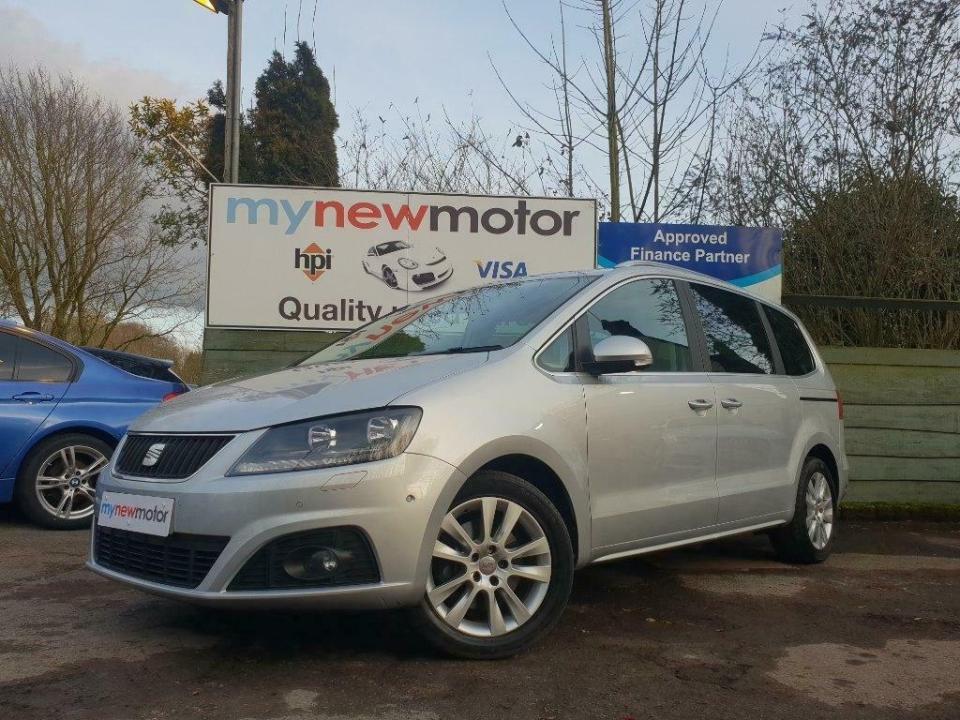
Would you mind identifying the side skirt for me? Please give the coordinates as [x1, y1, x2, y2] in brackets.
[590, 519, 786, 565]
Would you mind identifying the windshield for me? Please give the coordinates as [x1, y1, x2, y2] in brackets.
[377, 240, 410, 254]
[299, 275, 597, 365]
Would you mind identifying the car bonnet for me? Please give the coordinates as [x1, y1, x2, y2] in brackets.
[129, 353, 488, 433]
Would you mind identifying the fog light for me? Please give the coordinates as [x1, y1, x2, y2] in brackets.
[282, 546, 343, 581]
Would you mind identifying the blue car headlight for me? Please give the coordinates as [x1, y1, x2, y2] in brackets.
[228, 408, 422, 476]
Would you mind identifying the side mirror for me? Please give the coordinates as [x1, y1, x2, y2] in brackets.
[585, 335, 654, 375]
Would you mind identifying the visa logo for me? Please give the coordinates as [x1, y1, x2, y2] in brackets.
[475, 260, 528, 279]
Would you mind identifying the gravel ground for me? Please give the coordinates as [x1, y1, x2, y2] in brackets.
[1, 510, 958, 720]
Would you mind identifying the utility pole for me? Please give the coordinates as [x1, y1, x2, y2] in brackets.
[224, 0, 243, 183]
[192, 0, 243, 183]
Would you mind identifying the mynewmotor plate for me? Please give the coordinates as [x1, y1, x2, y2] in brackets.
[98, 491, 174, 537]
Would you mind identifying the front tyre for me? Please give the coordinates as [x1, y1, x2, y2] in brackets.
[14, 433, 111, 530]
[412, 470, 574, 659]
[770, 457, 837, 564]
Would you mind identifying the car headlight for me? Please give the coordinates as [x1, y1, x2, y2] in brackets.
[228, 408, 422, 476]
[398, 257, 419, 270]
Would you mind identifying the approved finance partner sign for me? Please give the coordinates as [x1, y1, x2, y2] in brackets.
[598, 222, 783, 302]
[206, 185, 597, 331]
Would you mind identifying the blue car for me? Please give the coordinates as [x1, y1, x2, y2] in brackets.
[0, 321, 189, 529]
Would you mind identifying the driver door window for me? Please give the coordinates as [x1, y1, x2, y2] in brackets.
[585, 278, 693, 372]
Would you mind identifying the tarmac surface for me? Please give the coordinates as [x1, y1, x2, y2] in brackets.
[1, 510, 958, 720]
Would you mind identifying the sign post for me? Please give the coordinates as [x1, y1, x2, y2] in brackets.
[191, 0, 243, 183]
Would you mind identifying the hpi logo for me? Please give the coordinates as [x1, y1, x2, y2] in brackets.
[475, 260, 528, 279]
[294, 243, 333, 281]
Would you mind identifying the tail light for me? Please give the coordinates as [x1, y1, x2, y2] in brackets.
[837, 391, 844, 421]
[162, 391, 184, 403]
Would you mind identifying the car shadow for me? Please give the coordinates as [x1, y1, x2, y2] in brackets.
[169, 604, 437, 661]
[0, 503, 31, 526]
[148, 533, 786, 657]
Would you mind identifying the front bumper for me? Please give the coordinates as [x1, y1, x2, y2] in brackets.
[87, 451, 464, 609]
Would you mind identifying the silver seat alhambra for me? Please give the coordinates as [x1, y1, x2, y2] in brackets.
[89, 262, 846, 658]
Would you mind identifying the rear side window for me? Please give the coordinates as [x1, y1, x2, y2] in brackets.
[0, 333, 15, 380]
[82, 348, 182, 383]
[689, 283, 775, 374]
[16, 339, 73, 382]
[585, 278, 693, 372]
[764, 306, 816, 376]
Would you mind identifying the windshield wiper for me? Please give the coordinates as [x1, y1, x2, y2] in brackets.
[435, 344, 505, 354]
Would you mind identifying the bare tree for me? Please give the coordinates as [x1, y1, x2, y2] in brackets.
[709, 0, 960, 349]
[338, 102, 576, 197]
[0, 68, 200, 348]
[495, 0, 761, 221]
[712, 0, 960, 227]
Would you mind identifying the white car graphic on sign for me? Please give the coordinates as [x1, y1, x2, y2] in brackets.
[362, 240, 454, 292]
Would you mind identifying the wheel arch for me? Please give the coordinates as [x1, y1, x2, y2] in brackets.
[445, 436, 590, 567]
[474, 454, 581, 564]
[806, 443, 839, 493]
[14, 424, 121, 482]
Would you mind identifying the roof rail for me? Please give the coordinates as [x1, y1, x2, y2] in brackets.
[614, 260, 683, 271]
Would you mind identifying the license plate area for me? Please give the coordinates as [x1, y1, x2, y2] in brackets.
[97, 491, 174, 537]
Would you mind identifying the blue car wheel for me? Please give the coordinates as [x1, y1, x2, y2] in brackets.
[15, 433, 111, 530]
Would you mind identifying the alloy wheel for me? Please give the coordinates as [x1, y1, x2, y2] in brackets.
[427, 496, 552, 638]
[34, 445, 107, 521]
[805, 471, 834, 550]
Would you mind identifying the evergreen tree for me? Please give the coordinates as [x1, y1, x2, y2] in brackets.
[249, 42, 340, 187]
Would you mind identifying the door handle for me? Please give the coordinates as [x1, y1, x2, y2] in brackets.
[687, 398, 714, 411]
[720, 398, 743, 410]
[13, 392, 54, 403]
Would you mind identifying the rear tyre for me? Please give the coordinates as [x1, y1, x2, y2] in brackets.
[14, 433, 111, 530]
[411, 470, 574, 659]
[770, 456, 837, 564]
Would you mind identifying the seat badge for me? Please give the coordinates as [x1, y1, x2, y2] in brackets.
[141, 443, 166, 467]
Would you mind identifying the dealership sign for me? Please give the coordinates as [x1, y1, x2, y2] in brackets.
[598, 222, 783, 301]
[206, 185, 597, 330]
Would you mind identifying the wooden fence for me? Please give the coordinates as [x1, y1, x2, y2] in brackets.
[821, 347, 960, 504]
[201, 328, 339, 384]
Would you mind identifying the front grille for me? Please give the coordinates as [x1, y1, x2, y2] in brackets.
[412, 272, 436, 285]
[94, 525, 229, 589]
[116, 434, 234, 479]
[228, 527, 380, 591]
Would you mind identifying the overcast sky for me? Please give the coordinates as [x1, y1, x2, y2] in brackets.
[2, 0, 800, 130]
[1, 0, 803, 347]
